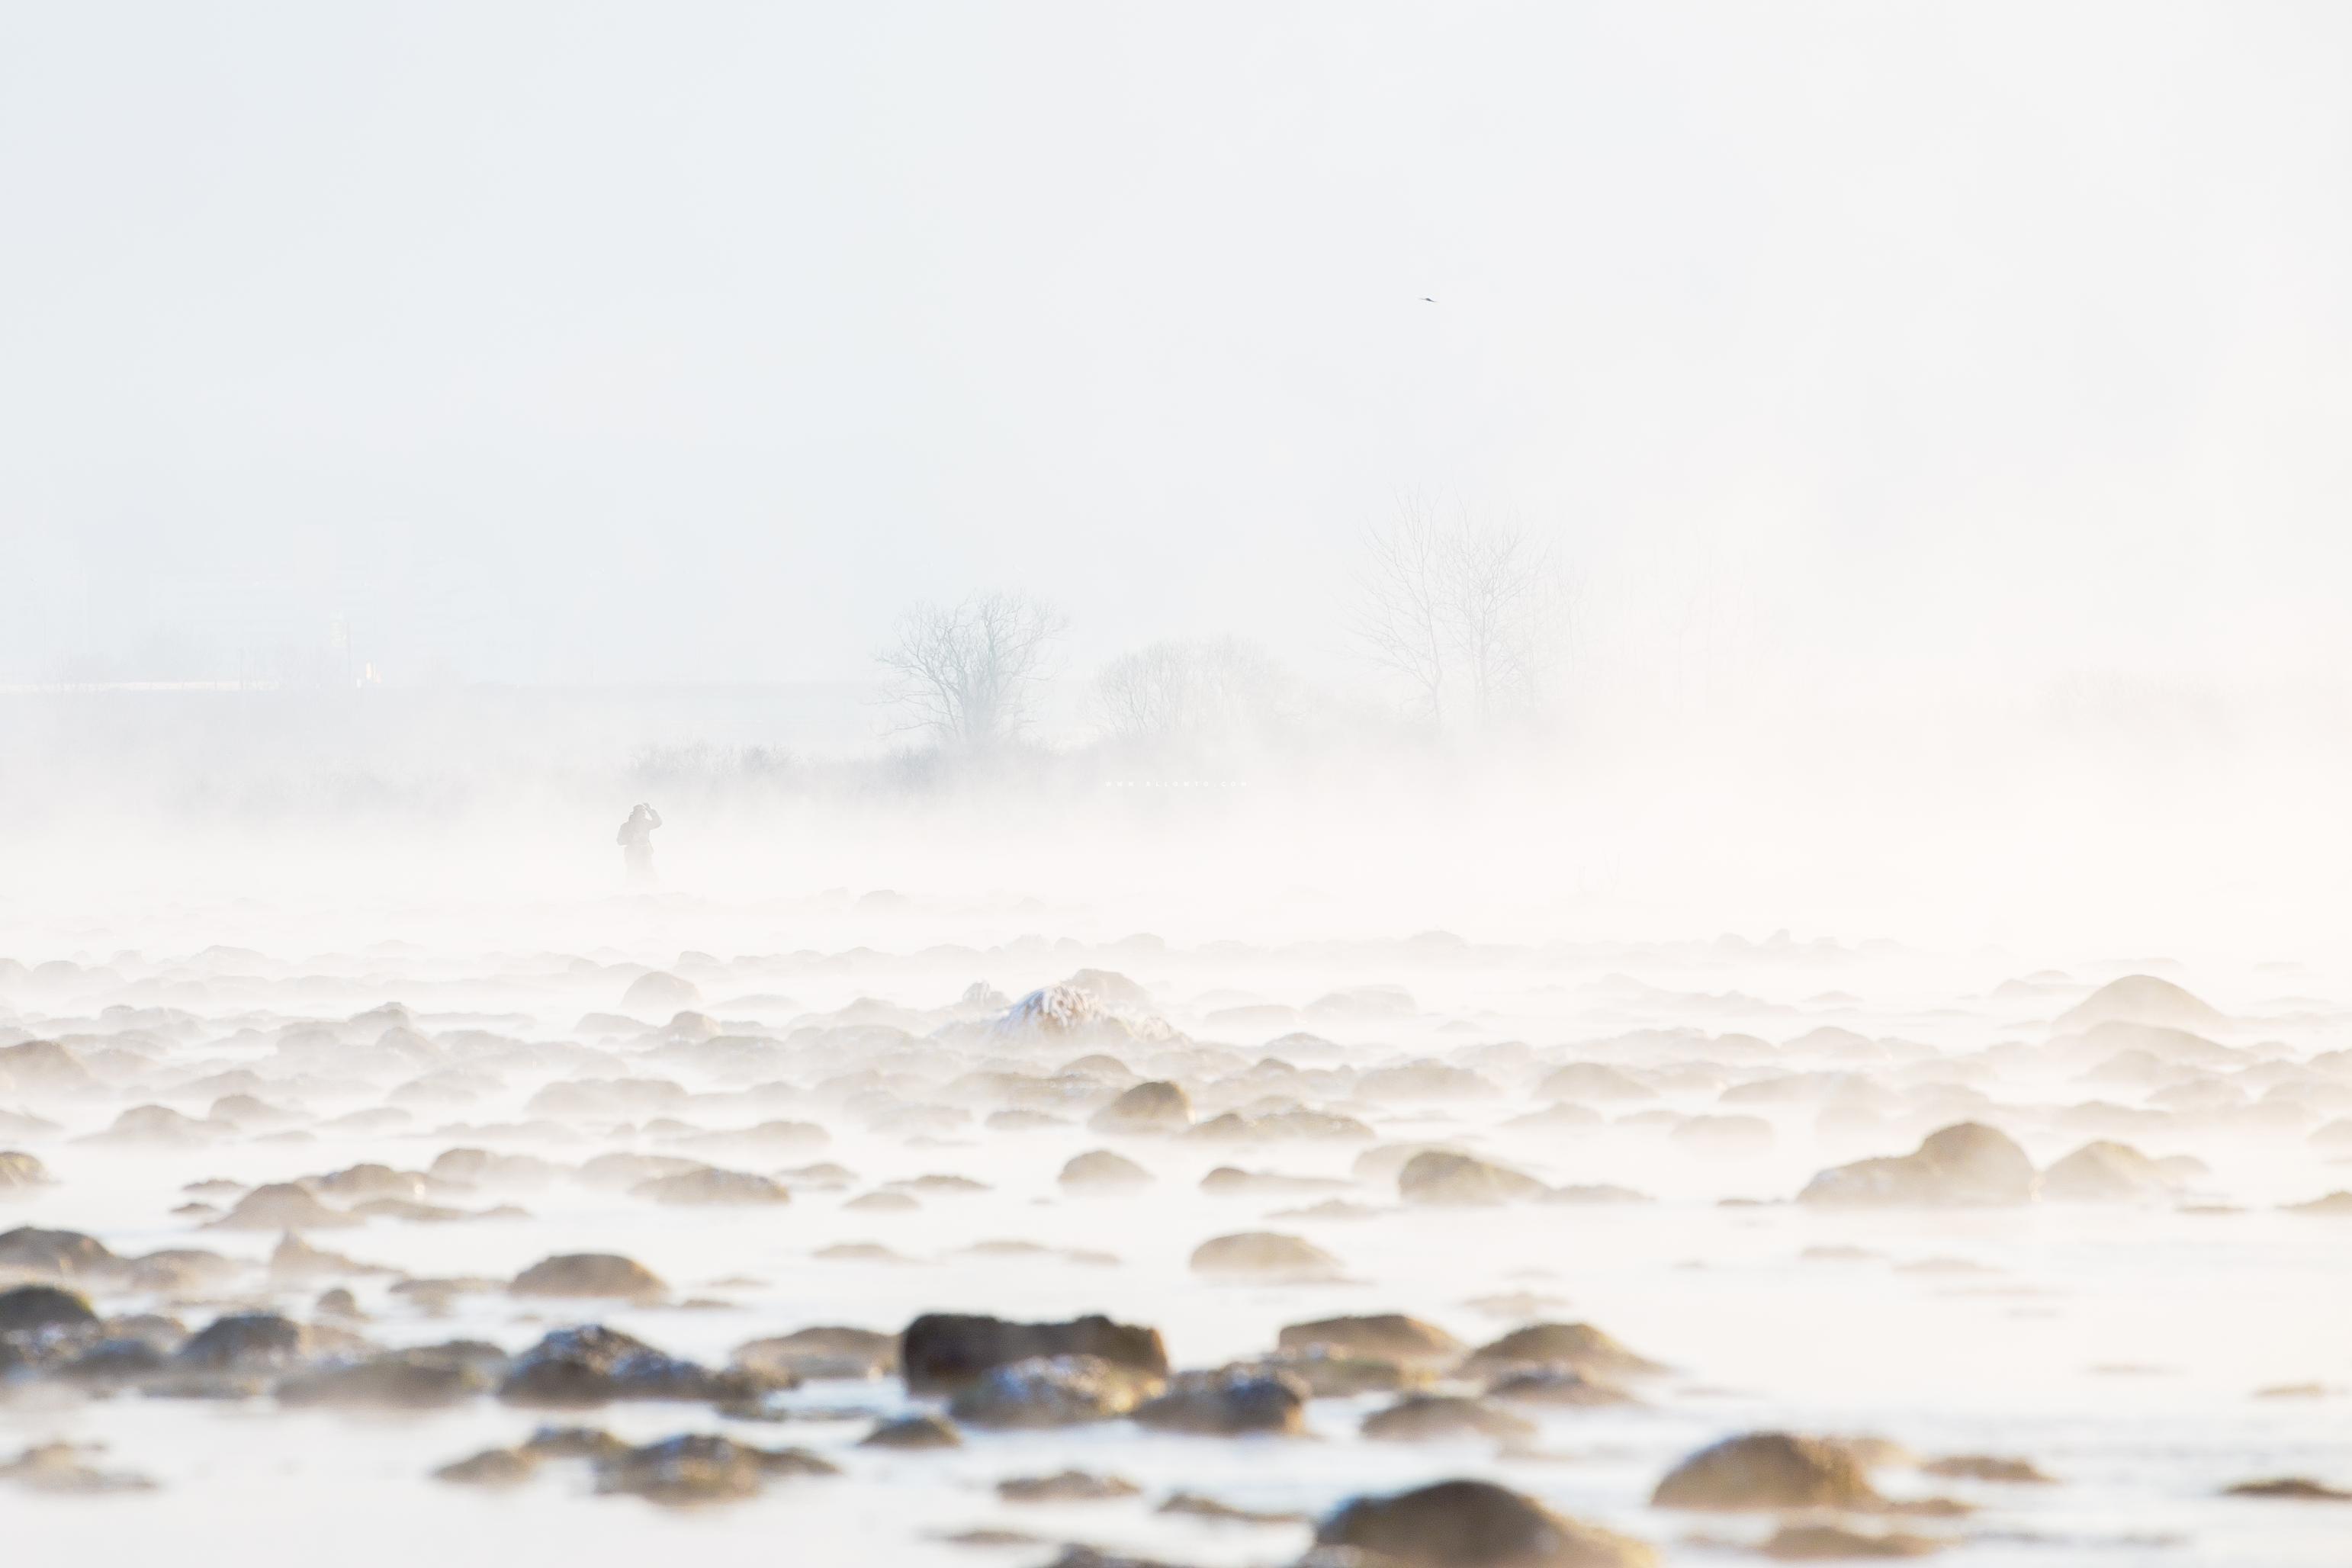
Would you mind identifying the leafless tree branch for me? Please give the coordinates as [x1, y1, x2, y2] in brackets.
[876, 590, 1068, 750]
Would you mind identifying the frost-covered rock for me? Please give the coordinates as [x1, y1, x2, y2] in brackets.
[947, 1354, 1163, 1428]
[498, 1324, 778, 1407]
[990, 985, 1178, 1046]
[900, 1312, 1167, 1393]
[1133, 1366, 1307, 1435]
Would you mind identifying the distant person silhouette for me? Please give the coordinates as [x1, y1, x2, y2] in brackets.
[617, 802, 662, 887]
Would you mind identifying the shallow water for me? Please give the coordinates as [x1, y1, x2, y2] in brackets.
[2, 898, 2347, 1565]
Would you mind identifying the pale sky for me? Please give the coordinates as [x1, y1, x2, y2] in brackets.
[4, 3, 2348, 689]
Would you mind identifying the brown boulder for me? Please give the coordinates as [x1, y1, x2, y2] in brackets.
[1652, 1431, 1881, 1511]
[900, 1312, 1166, 1394]
[1318, 1479, 1656, 1566]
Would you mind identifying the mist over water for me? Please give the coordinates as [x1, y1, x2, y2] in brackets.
[5, 6, 2351, 1567]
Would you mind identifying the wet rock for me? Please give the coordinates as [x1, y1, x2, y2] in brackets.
[594, 1433, 834, 1504]
[1200, 1166, 1349, 1197]
[1538, 1184, 1651, 1206]
[1279, 1313, 1462, 1365]
[353, 1196, 522, 1223]
[1673, 1113, 1776, 1155]
[310, 1163, 429, 1202]
[1838, 1437, 1917, 1470]
[1038, 1550, 1190, 1568]
[431, 1147, 564, 1188]
[2223, 1476, 2352, 1500]
[1362, 1393, 1536, 1441]
[632, 1168, 791, 1206]
[1257, 1348, 1428, 1397]
[1317, 1478, 1657, 1566]
[0, 1151, 51, 1190]
[57, 1336, 172, 1386]
[736, 1325, 898, 1380]
[1460, 1323, 1665, 1380]
[1356, 1142, 1471, 1182]
[1652, 1431, 1883, 1511]
[1485, 1367, 1638, 1407]
[124, 1247, 241, 1293]
[270, 1232, 397, 1281]
[942, 1527, 1047, 1548]
[0, 1226, 119, 1280]
[1089, 1081, 1192, 1134]
[2280, 1190, 2352, 1216]
[207, 1182, 358, 1231]
[1397, 1151, 1547, 1206]
[622, 971, 702, 1011]
[0, 1441, 156, 1495]
[860, 1412, 962, 1449]
[1159, 1491, 1311, 1525]
[499, 1324, 777, 1407]
[998, 1469, 1142, 1502]
[1187, 1108, 1373, 1142]
[1798, 1123, 2036, 1207]
[275, 1341, 506, 1408]
[1920, 1455, 2052, 1483]
[1059, 1149, 1154, 1190]
[2038, 1141, 2174, 1202]
[519, 1425, 630, 1462]
[173, 1312, 312, 1372]
[509, 1252, 667, 1300]
[0, 1283, 98, 1335]
[888, 1173, 991, 1197]
[1062, 969, 1152, 1007]
[1188, 1231, 1341, 1281]
[0, 1040, 100, 1094]
[1536, 1064, 1656, 1102]
[947, 1354, 1165, 1427]
[901, 1312, 1168, 1393]
[84, 1104, 232, 1146]
[1356, 1061, 1497, 1100]
[208, 1094, 304, 1129]
[2057, 975, 2225, 1031]
[575, 1152, 710, 1190]
[987, 1109, 1070, 1131]
[1759, 1525, 1946, 1559]
[432, 1447, 538, 1486]
[1133, 1366, 1308, 1435]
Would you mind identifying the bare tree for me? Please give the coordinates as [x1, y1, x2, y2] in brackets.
[1348, 496, 1567, 730]
[1094, 636, 1288, 747]
[1094, 641, 1196, 744]
[1188, 636, 1285, 734]
[1347, 496, 1454, 723]
[876, 591, 1068, 750]
[1444, 516, 1566, 725]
